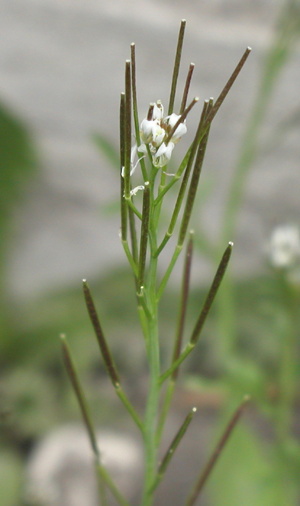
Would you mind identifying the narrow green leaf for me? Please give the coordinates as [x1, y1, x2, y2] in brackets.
[92, 133, 119, 170]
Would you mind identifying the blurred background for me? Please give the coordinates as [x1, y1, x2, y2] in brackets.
[1, 0, 300, 505]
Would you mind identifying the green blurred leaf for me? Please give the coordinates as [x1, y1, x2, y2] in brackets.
[0, 101, 37, 235]
[1, 369, 59, 439]
[0, 450, 22, 506]
[92, 132, 119, 170]
[208, 422, 285, 506]
[0, 100, 38, 337]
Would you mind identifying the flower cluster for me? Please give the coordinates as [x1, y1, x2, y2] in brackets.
[123, 100, 187, 182]
[139, 100, 187, 169]
[121, 101, 188, 191]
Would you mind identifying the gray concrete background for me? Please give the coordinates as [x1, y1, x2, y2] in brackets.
[1, 0, 299, 299]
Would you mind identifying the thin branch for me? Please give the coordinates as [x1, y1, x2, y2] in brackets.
[151, 407, 197, 493]
[168, 19, 186, 115]
[83, 280, 120, 386]
[82, 281, 144, 432]
[60, 336, 131, 506]
[204, 47, 252, 130]
[190, 242, 233, 344]
[130, 43, 148, 181]
[124, 60, 132, 199]
[172, 232, 194, 379]
[159, 242, 233, 383]
[185, 396, 250, 506]
[180, 63, 195, 114]
[165, 97, 199, 144]
[120, 93, 127, 242]
[138, 182, 150, 289]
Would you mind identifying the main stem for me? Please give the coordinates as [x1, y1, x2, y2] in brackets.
[141, 190, 162, 505]
[273, 275, 298, 503]
[141, 254, 160, 506]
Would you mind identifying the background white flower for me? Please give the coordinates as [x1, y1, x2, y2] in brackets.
[267, 225, 300, 269]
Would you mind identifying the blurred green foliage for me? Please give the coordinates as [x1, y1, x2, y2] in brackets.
[0, 103, 37, 236]
[0, 102, 37, 338]
[0, 100, 38, 505]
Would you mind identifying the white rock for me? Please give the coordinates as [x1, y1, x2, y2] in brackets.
[25, 425, 142, 506]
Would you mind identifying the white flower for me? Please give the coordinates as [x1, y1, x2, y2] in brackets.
[153, 142, 175, 168]
[151, 124, 166, 147]
[132, 100, 188, 173]
[164, 113, 187, 142]
[140, 119, 157, 144]
[152, 101, 164, 121]
[140, 119, 165, 147]
[267, 225, 300, 269]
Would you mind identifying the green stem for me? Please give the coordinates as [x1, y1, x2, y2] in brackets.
[158, 245, 183, 300]
[156, 235, 193, 444]
[115, 384, 144, 434]
[151, 407, 197, 493]
[160, 242, 233, 383]
[155, 380, 176, 446]
[273, 273, 298, 502]
[83, 281, 143, 432]
[123, 60, 132, 200]
[184, 396, 250, 505]
[154, 145, 192, 207]
[160, 342, 195, 385]
[122, 240, 138, 277]
[168, 19, 186, 115]
[120, 93, 127, 243]
[180, 63, 195, 114]
[165, 97, 199, 144]
[125, 197, 142, 220]
[97, 463, 130, 506]
[140, 187, 163, 505]
[138, 182, 151, 289]
[60, 335, 129, 506]
[131, 43, 148, 182]
[141, 255, 161, 506]
[154, 100, 210, 257]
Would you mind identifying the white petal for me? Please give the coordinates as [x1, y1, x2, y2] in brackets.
[137, 143, 147, 153]
[164, 113, 187, 142]
[130, 185, 145, 196]
[152, 101, 164, 120]
[151, 124, 166, 147]
[165, 113, 180, 128]
[131, 144, 138, 164]
[153, 142, 174, 168]
[140, 119, 156, 143]
[172, 122, 187, 141]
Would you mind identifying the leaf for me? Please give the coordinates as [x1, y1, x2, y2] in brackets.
[207, 422, 286, 506]
[0, 100, 38, 337]
[0, 101, 37, 235]
[0, 450, 22, 506]
[92, 132, 119, 170]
